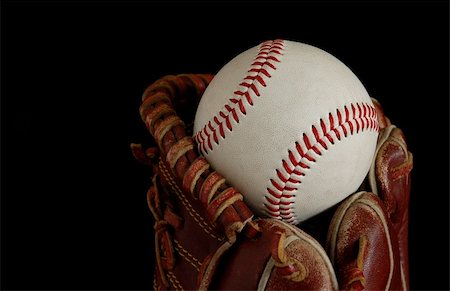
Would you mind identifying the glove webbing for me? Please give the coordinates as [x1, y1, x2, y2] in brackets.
[139, 74, 259, 242]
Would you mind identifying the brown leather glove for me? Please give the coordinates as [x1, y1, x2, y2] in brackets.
[325, 100, 412, 290]
[133, 74, 412, 290]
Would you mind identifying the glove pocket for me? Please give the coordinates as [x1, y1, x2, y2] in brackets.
[326, 191, 404, 291]
[211, 218, 338, 290]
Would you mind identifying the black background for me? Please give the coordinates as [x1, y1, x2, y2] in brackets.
[2, 1, 449, 290]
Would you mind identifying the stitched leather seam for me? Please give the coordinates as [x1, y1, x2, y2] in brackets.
[174, 239, 201, 271]
[167, 271, 184, 291]
[265, 102, 379, 222]
[159, 159, 223, 241]
[153, 273, 160, 291]
[194, 39, 285, 154]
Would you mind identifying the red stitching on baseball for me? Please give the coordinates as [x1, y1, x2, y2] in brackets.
[271, 179, 284, 192]
[194, 40, 285, 153]
[267, 187, 282, 199]
[282, 159, 293, 174]
[293, 169, 304, 176]
[338, 108, 347, 137]
[265, 203, 280, 213]
[276, 169, 289, 183]
[265, 196, 278, 206]
[345, 106, 353, 135]
[193, 39, 379, 222]
[295, 142, 315, 162]
[288, 150, 297, 165]
[265, 102, 379, 221]
[329, 113, 339, 142]
[283, 186, 297, 191]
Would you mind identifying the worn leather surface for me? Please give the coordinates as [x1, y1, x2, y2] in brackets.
[136, 75, 412, 290]
[371, 126, 412, 290]
[327, 192, 402, 290]
[325, 99, 412, 291]
[157, 162, 226, 289]
[211, 219, 337, 290]
[370, 98, 412, 290]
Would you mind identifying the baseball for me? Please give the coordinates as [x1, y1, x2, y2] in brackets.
[193, 40, 379, 224]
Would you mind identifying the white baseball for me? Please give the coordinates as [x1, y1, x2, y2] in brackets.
[193, 40, 379, 224]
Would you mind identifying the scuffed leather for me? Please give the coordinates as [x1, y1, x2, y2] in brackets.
[326, 98, 412, 291]
[136, 75, 412, 291]
[326, 192, 403, 290]
[211, 219, 338, 290]
[370, 125, 412, 290]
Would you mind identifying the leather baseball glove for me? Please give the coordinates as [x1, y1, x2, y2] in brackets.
[132, 74, 412, 290]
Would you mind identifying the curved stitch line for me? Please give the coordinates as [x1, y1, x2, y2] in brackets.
[167, 271, 184, 291]
[159, 159, 223, 241]
[174, 239, 201, 271]
[265, 102, 379, 223]
[153, 273, 160, 291]
[174, 239, 202, 266]
[194, 39, 285, 154]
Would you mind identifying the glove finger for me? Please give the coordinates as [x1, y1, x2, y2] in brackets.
[326, 191, 404, 290]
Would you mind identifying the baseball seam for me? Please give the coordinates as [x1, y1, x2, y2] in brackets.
[194, 39, 285, 153]
[265, 103, 379, 223]
[193, 39, 379, 223]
